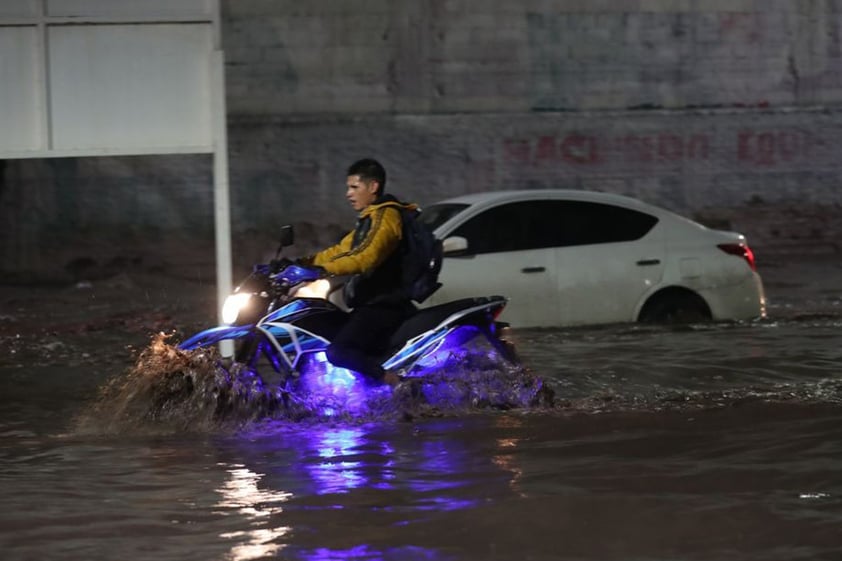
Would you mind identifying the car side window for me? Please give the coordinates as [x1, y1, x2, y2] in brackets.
[558, 201, 658, 246]
[418, 203, 469, 231]
[450, 199, 658, 254]
[451, 201, 561, 254]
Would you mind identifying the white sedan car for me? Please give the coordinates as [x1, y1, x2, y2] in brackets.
[419, 189, 766, 328]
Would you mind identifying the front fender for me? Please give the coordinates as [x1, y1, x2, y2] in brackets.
[178, 324, 256, 350]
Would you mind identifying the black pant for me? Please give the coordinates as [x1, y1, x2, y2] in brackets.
[326, 302, 413, 381]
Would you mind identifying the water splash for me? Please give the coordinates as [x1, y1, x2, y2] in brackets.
[72, 334, 279, 435]
[72, 333, 552, 435]
[395, 343, 551, 417]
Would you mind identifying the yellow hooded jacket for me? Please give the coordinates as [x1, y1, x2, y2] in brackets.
[312, 197, 418, 277]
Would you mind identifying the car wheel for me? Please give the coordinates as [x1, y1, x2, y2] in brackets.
[638, 289, 712, 324]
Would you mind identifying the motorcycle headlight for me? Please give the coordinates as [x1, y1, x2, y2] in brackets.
[293, 278, 331, 299]
[221, 292, 252, 325]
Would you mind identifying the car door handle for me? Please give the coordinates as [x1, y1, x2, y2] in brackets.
[521, 266, 546, 273]
[636, 259, 661, 266]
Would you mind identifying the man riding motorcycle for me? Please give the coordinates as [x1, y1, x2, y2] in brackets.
[299, 158, 416, 385]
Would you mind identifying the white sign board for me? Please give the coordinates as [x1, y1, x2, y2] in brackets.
[49, 24, 213, 152]
[0, 0, 218, 158]
[0, 0, 233, 354]
[0, 26, 41, 152]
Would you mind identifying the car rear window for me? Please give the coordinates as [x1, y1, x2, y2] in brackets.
[418, 203, 469, 231]
[449, 199, 658, 254]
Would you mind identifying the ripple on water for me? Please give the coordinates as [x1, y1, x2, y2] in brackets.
[69, 313, 842, 434]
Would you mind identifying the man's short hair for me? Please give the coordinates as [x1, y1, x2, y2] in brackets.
[347, 158, 386, 194]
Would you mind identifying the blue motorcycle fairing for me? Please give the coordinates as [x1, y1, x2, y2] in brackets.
[257, 320, 333, 372]
[273, 264, 321, 286]
[385, 324, 486, 374]
[178, 324, 255, 350]
[262, 298, 337, 325]
[263, 324, 330, 354]
[381, 298, 506, 371]
[381, 326, 454, 370]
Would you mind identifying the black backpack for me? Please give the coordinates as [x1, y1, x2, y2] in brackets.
[399, 208, 443, 303]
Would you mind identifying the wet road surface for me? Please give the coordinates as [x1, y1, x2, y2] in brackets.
[1, 252, 841, 560]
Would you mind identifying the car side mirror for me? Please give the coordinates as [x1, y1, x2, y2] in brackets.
[442, 236, 468, 255]
[278, 225, 294, 248]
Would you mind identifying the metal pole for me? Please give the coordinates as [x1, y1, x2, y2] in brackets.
[211, 49, 233, 357]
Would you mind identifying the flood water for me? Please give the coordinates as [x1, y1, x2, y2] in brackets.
[1, 261, 842, 561]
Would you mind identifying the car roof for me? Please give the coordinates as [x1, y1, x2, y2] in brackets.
[426, 188, 728, 237]
[429, 189, 659, 212]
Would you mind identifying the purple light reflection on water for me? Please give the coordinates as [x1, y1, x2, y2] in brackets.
[298, 544, 446, 561]
[410, 440, 466, 493]
[235, 419, 490, 503]
[223, 420, 494, 561]
[307, 426, 368, 495]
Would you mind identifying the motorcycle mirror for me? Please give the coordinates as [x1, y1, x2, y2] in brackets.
[274, 225, 295, 258]
[279, 225, 294, 248]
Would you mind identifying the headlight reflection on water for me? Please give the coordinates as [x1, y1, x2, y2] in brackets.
[491, 416, 525, 496]
[216, 464, 292, 560]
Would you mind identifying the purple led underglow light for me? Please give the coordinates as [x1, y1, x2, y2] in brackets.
[293, 326, 515, 418]
[297, 352, 391, 417]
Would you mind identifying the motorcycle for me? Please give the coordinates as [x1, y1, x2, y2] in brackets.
[177, 226, 533, 417]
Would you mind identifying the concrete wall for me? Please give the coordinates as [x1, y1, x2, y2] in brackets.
[2, 1, 842, 281]
[224, 0, 842, 114]
[230, 108, 842, 264]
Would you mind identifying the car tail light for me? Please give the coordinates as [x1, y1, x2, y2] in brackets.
[717, 243, 757, 271]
